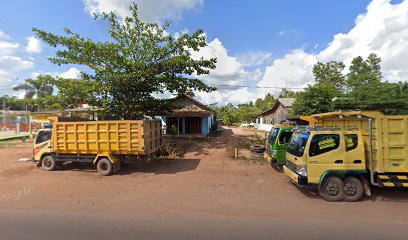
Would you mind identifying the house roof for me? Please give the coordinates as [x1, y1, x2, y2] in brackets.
[173, 94, 213, 112]
[254, 98, 295, 119]
[277, 98, 295, 108]
[165, 94, 214, 117]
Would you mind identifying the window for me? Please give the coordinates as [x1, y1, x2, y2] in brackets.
[309, 134, 340, 157]
[287, 132, 310, 157]
[35, 131, 52, 144]
[268, 128, 279, 145]
[345, 134, 358, 151]
[278, 130, 293, 145]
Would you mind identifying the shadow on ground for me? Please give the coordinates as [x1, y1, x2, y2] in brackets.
[298, 186, 408, 202]
[57, 158, 201, 176]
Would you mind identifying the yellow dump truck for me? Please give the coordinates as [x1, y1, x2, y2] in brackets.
[284, 111, 408, 201]
[33, 117, 162, 176]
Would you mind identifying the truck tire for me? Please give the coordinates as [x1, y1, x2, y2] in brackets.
[319, 176, 345, 202]
[97, 158, 113, 176]
[250, 145, 265, 153]
[41, 155, 57, 171]
[271, 159, 283, 172]
[343, 177, 364, 202]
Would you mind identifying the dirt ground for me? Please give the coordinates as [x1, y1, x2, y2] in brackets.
[0, 127, 408, 237]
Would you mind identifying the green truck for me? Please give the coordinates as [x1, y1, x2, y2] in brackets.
[264, 124, 295, 171]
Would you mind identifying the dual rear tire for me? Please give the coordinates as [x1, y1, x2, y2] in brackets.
[319, 176, 364, 202]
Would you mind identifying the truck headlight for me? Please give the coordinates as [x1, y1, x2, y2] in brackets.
[295, 164, 307, 177]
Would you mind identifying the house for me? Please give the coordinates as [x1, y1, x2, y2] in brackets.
[159, 94, 215, 136]
[254, 98, 295, 131]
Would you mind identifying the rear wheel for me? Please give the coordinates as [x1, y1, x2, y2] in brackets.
[319, 176, 344, 202]
[97, 158, 113, 176]
[41, 155, 56, 171]
[343, 177, 364, 202]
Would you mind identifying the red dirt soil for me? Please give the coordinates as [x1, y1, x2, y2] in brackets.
[0, 127, 407, 228]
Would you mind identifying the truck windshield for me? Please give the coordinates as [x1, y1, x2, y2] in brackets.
[268, 128, 279, 145]
[287, 132, 310, 157]
[35, 131, 52, 144]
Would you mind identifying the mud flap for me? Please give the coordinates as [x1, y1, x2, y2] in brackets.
[113, 161, 121, 173]
[361, 176, 371, 197]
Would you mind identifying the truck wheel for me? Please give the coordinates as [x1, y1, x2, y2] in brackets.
[343, 177, 364, 202]
[97, 158, 113, 176]
[271, 159, 283, 172]
[319, 176, 344, 202]
[41, 155, 56, 171]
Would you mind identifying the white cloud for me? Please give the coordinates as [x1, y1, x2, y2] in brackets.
[0, 30, 35, 94]
[191, 38, 249, 86]
[58, 68, 81, 79]
[235, 51, 273, 67]
[257, 49, 316, 97]
[82, 0, 203, 22]
[187, 38, 268, 105]
[257, 0, 408, 99]
[196, 87, 257, 106]
[31, 67, 82, 79]
[25, 36, 43, 54]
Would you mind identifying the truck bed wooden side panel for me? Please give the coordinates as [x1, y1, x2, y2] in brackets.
[313, 111, 408, 174]
[53, 120, 162, 155]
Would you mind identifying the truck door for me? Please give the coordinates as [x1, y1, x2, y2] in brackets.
[33, 130, 52, 161]
[276, 129, 293, 164]
[306, 133, 345, 183]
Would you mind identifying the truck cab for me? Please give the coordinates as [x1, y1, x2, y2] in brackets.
[33, 127, 53, 163]
[264, 125, 294, 170]
[283, 126, 367, 201]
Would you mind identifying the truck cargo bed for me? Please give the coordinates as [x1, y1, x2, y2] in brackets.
[313, 111, 408, 174]
[53, 120, 161, 155]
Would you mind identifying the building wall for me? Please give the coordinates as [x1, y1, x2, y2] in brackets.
[201, 114, 215, 136]
[262, 104, 289, 125]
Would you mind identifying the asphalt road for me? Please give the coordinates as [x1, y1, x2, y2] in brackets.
[1, 210, 407, 240]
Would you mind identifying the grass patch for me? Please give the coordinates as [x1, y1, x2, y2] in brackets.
[0, 138, 32, 149]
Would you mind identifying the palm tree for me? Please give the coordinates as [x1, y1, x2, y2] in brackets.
[396, 81, 408, 96]
[13, 75, 54, 111]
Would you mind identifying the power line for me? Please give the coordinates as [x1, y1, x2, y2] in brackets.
[208, 84, 305, 90]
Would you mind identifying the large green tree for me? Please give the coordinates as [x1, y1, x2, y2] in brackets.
[291, 83, 339, 115]
[46, 77, 98, 110]
[312, 60, 345, 91]
[33, 4, 216, 119]
[346, 53, 381, 91]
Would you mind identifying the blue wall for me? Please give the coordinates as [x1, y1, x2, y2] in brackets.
[202, 117, 208, 135]
[160, 115, 213, 136]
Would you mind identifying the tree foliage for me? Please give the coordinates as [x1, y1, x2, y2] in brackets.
[33, 3, 216, 119]
[312, 60, 345, 91]
[291, 84, 339, 115]
[12, 75, 55, 112]
[279, 88, 298, 98]
[293, 53, 408, 116]
[13, 75, 54, 99]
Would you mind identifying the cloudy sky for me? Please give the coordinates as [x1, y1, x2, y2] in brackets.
[0, 0, 407, 105]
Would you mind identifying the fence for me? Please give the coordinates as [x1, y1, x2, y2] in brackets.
[254, 123, 273, 131]
[0, 122, 42, 133]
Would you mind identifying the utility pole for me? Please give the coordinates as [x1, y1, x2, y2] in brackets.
[2, 99, 6, 124]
